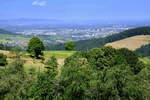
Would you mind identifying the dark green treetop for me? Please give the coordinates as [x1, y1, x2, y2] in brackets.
[27, 37, 45, 58]
[65, 42, 75, 51]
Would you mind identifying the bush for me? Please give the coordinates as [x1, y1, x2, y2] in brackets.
[0, 60, 34, 100]
[7, 60, 25, 74]
[119, 48, 144, 74]
[10, 47, 22, 58]
[82, 46, 125, 69]
[0, 53, 7, 66]
[45, 56, 58, 69]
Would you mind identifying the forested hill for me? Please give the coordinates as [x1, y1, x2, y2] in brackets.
[0, 29, 14, 35]
[74, 27, 150, 50]
[136, 43, 150, 57]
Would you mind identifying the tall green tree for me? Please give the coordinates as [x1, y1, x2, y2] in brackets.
[65, 42, 75, 51]
[27, 37, 45, 58]
[59, 57, 93, 100]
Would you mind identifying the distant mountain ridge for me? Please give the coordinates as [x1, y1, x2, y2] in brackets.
[0, 29, 14, 35]
[0, 18, 65, 26]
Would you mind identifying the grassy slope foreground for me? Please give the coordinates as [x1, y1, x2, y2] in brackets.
[140, 57, 150, 64]
[44, 51, 76, 59]
[106, 35, 150, 50]
[0, 50, 75, 72]
[0, 46, 150, 99]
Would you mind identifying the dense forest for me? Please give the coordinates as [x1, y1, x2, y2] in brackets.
[136, 43, 150, 57]
[0, 46, 150, 99]
[50, 27, 150, 50]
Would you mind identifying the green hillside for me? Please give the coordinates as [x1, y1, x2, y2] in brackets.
[0, 29, 14, 35]
[50, 27, 150, 50]
[74, 27, 150, 50]
[136, 44, 150, 57]
[48, 27, 150, 50]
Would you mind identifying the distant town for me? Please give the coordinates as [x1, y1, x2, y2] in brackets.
[15, 25, 130, 41]
[0, 19, 150, 48]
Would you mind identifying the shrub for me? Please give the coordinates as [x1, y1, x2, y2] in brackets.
[0, 53, 7, 66]
[119, 48, 144, 74]
[0, 60, 34, 100]
[10, 47, 22, 58]
[7, 60, 25, 74]
[45, 56, 58, 69]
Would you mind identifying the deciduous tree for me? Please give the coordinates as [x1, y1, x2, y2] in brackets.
[27, 37, 45, 58]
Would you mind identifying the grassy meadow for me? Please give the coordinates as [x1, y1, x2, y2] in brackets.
[0, 50, 76, 72]
[140, 57, 150, 65]
[106, 35, 150, 50]
[44, 51, 76, 58]
[1, 49, 150, 72]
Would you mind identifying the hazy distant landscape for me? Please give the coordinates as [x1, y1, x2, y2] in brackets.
[0, 0, 150, 100]
[1, 18, 150, 49]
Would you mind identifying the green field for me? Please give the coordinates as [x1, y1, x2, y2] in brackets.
[0, 34, 30, 40]
[140, 57, 150, 65]
[44, 51, 76, 58]
[0, 50, 76, 72]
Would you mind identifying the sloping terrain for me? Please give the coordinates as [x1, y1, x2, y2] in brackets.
[106, 35, 150, 50]
[0, 50, 75, 72]
[136, 43, 150, 57]
[50, 27, 150, 50]
[0, 28, 14, 35]
[59, 27, 150, 51]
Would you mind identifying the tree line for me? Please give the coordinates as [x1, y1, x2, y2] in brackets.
[136, 43, 150, 57]
[49, 27, 150, 50]
[0, 37, 150, 100]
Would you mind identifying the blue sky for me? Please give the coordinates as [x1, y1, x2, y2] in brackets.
[0, 0, 150, 21]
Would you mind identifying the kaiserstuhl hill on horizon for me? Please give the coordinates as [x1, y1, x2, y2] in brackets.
[1, 0, 150, 99]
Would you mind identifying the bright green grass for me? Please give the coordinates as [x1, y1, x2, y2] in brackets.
[44, 51, 76, 58]
[140, 57, 150, 65]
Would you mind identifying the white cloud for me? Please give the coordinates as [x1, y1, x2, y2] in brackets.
[32, 0, 47, 6]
